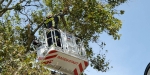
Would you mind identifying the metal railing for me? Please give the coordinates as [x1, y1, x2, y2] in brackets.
[39, 28, 87, 59]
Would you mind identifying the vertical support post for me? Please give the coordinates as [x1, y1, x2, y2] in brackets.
[53, 29, 57, 47]
[59, 30, 63, 49]
[44, 28, 48, 47]
[64, 31, 68, 53]
[60, 30, 66, 52]
[50, 29, 54, 46]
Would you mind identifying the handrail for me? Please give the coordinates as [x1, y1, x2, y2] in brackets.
[41, 28, 87, 58]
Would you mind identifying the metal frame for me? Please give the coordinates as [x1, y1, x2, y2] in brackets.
[37, 28, 87, 60]
[144, 63, 150, 75]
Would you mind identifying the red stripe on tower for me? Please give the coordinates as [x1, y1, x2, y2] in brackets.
[79, 63, 83, 72]
[43, 60, 53, 64]
[44, 54, 58, 60]
[48, 50, 57, 54]
[73, 61, 89, 75]
[84, 61, 89, 67]
[74, 68, 78, 75]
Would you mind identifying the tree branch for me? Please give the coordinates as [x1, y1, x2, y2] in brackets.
[0, 0, 4, 4]
[24, 4, 39, 7]
[33, 20, 45, 35]
[25, 21, 45, 53]
[5, 0, 12, 8]
[0, 0, 35, 17]
[0, 0, 13, 17]
[0, 7, 14, 12]
[60, 15, 67, 27]
[19, 11, 33, 23]
[0, 7, 14, 17]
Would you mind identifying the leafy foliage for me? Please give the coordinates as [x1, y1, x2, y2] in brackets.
[0, 0, 127, 74]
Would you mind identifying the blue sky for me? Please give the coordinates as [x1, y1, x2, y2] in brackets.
[86, 0, 150, 75]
